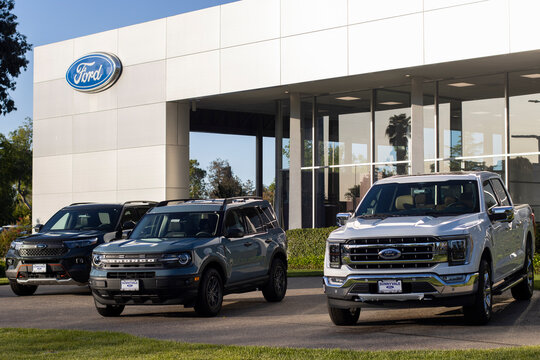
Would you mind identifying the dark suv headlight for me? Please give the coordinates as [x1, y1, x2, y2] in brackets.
[161, 252, 192, 266]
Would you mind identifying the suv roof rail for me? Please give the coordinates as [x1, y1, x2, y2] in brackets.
[156, 198, 200, 207]
[69, 202, 96, 206]
[219, 196, 263, 211]
[123, 200, 158, 206]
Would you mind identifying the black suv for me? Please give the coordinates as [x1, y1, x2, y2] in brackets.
[90, 197, 287, 317]
[5, 201, 156, 296]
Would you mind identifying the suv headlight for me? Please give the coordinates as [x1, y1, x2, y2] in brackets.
[65, 238, 98, 249]
[9, 240, 23, 250]
[161, 252, 192, 266]
[92, 253, 103, 268]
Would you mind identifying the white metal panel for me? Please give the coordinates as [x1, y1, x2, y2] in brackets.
[166, 51, 220, 100]
[281, 0, 347, 36]
[33, 79, 74, 120]
[72, 191, 118, 204]
[117, 146, 166, 190]
[349, 13, 423, 75]
[509, 0, 540, 53]
[73, 29, 118, 59]
[348, 0, 422, 24]
[117, 188, 165, 203]
[72, 86, 118, 114]
[32, 193, 73, 226]
[118, 19, 166, 66]
[73, 150, 117, 193]
[424, 0, 510, 64]
[118, 103, 167, 149]
[33, 155, 73, 195]
[220, 0, 280, 48]
[167, 7, 220, 58]
[34, 40, 74, 83]
[116, 60, 166, 108]
[33, 116, 73, 157]
[281, 27, 348, 85]
[73, 110, 117, 153]
[221, 39, 280, 94]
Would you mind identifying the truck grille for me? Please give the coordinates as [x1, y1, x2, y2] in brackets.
[343, 237, 447, 269]
[19, 247, 67, 257]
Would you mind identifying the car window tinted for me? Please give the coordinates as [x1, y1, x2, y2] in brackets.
[483, 181, 498, 210]
[260, 206, 277, 228]
[225, 210, 244, 234]
[490, 179, 511, 206]
[131, 211, 220, 239]
[42, 208, 121, 232]
[121, 208, 140, 224]
[243, 207, 265, 234]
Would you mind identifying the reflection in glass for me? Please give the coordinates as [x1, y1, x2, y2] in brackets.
[508, 155, 540, 215]
[301, 169, 312, 228]
[374, 163, 409, 181]
[440, 157, 505, 178]
[509, 70, 540, 154]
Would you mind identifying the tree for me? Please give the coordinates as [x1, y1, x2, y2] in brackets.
[385, 113, 411, 175]
[189, 159, 207, 198]
[0, 0, 32, 115]
[207, 158, 252, 198]
[263, 181, 275, 206]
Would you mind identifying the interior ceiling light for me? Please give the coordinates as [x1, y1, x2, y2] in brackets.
[379, 101, 402, 105]
[448, 82, 475, 87]
[336, 96, 360, 101]
[521, 73, 540, 79]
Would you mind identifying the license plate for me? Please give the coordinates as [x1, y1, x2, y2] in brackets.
[378, 280, 402, 293]
[120, 279, 139, 291]
[32, 264, 46, 273]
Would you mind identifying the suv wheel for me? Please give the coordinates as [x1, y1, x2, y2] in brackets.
[511, 242, 534, 300]
[327, 300, 361, 326]
[463, 258, 492, 325]
[94, 299, 125, 317]
[262, 258, 287, 302]
[194, 268, 223, 317]
[9, 280, 38, 296]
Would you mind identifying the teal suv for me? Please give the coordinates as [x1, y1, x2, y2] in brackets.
[89, 197, 287, 317]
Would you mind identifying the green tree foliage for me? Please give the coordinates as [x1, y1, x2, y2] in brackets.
[207, 158, 254, 198]
[385, 113, 411, 174]
[0, 0, 32, 115]
[189, 159, 207, 198]
[0, 118, 32, 224]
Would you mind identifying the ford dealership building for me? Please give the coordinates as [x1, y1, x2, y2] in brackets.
[33, 0, 540, 229]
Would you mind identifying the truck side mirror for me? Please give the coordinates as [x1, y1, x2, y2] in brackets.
[336, 212, 353, 226]
[488, 206, 514, 222]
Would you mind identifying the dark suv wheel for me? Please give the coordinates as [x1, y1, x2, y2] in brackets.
[94, 299, 125, 317]
[194, 268, 223, 317]
[9, 280, 38, 296]
[262, 258, 287, 302]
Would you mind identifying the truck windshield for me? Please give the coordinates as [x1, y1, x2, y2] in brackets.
[41, 208, 121, 232]
[130, 212, 220, 239]
[355, 180, 480, 218]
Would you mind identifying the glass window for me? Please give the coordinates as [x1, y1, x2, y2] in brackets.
[483, 181, 498, 210]
[509, 70, 540, 154]
[243, 207, 264, 233]
[260, 206, 277, 229]
[130, 212, 219, 239]
[225, 210, 244, 234]
[508, 155, 540, 215]
[491, 178, 511, 206]
[42, 208, 121, 232]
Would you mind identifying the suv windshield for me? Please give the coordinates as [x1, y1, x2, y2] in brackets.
[355, 180, 480, 218]
[131, 212, 220, 239]
[42, 207, 121, 232]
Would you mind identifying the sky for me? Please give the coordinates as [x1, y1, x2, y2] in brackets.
[1, 0, 275, 186]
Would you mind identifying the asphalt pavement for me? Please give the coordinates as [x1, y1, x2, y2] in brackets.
[1, 277, 539, 350]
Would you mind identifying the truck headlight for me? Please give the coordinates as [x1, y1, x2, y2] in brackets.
[448, 238, 468, 265]
[328, 243, 341, 269]
[92, 253, 103, 268]
[65, 237, 98, 248]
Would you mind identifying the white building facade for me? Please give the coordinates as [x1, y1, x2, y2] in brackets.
[33, 0, 540, 229]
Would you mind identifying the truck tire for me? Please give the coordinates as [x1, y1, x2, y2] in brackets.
[327, 300, 361, 326]
[511, 243, 534, 301]
[463, 259, 492, 325]
[94, 299, 125, 317]
[262, 258, 287, 302]
[194, 268, 223, 317]
[9, 280, 38, 296]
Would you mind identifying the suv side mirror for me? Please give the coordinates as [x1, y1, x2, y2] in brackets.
[226, 228, 244, 238]
[34, 224, 44, 233]
[122, 220, 136, 230]
[488, 206, 514, 222]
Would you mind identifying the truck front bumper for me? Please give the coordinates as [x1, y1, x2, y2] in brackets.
[324, 272, 478, 308]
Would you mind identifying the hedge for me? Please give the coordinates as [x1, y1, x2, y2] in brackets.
[0, 224, 32, 258]
[286, 227, 337, 269]
[0, 259, 5, 278]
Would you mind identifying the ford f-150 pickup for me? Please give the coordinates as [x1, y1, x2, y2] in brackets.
[324, 172, 535, 325]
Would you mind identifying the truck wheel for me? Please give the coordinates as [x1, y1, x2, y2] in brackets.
[327, 300, 361, 326]
[194, 268, 223, 317]
[463, 259, 492, 325]
[9, 280, 38, 296]
[262, 258, 287, 302]
[94, 299, 124, 317]
[511, 243, 534, 300]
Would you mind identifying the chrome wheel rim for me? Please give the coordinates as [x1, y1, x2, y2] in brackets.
[483, 271, 492, 315]
[526, 251, 534, 291]
[207, 275, 221, 309]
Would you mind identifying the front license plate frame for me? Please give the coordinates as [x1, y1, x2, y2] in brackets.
[32, 264, 47, 273]
[120, 279, 139, 291]
[378, 280, 402, 294]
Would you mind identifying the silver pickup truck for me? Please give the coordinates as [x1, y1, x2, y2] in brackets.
[324, 172, 535, 325]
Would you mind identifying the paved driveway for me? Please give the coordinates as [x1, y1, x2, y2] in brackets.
[1, 277, 539, 350]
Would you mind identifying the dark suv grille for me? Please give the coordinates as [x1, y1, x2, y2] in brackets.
[107, 272, 155, 279]
[343, 237, 446, 269]
[101, 254, 162, 269]
[19, 247, 67, 257]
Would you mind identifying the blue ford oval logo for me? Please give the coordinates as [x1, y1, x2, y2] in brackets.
[66, 52, 122, 93]
[36, 244, 47, 249]
[378, 248, 401, 260]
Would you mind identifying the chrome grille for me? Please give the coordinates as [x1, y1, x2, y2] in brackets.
[343, 237, 447, 269]
[19, 247, 67, 257]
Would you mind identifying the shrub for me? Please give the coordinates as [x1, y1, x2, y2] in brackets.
[0, 259, 5, 277]
[286, 227, 337, 269]
[0, 219, 32, 258]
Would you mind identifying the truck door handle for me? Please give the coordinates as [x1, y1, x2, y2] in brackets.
[244, 242, 253, 247]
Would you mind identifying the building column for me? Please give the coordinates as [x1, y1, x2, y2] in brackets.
[165, 102, 190, 199]
[256, 119, 263, 197]
[274, 100, 283, 225]
[289, 93, 302, 229]
[411, 78, 424, 175]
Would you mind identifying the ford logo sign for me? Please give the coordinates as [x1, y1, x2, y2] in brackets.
[66, 52, 122, 93]
[36, 244, 48, 249]
[378, 248, 401, 260]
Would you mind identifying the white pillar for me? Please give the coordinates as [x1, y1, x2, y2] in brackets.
[165, 102, 190, 199]
[411, 78, 424, 175]
[289, 93, 302, 229]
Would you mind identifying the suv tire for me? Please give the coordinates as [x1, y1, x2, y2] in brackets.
[511, 242, 534, 301]
[327, 300, 361, 326]
[262, 258, 287, 302]
[463, 258, 492, 325]
[9, 280, 38, 296]
[94, 299, 125, 317]
[194, 268, 223, 317]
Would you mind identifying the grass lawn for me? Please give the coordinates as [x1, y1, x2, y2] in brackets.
[1, 328, 539, 360]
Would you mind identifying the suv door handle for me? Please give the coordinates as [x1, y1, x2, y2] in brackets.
[244, 242, 253, 247]
[264, 239, 273, 244]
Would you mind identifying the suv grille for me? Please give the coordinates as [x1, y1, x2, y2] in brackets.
[19, 247, 67, 257]
[107, 272, 155, 279]
[343, 237, 447, 269]
[101, 254, 162, 269]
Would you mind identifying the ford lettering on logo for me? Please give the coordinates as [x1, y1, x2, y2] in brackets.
[378, 248, 401, 260]
[66, 52, 122, 93]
